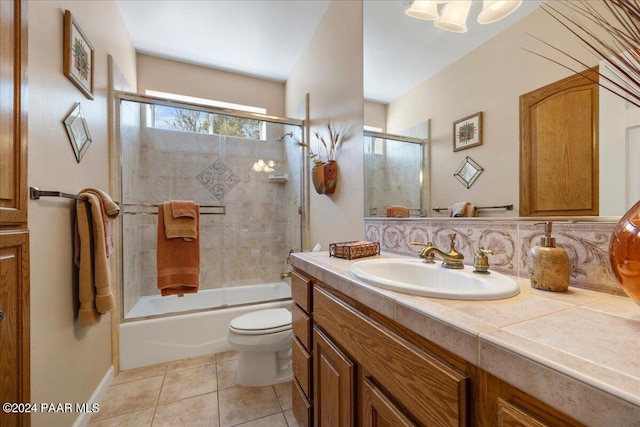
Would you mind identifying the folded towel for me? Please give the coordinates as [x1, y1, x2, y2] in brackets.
[171, 200, 197, 219]
[75, 190, 118, 327]
[77, 187, 120, 257]
[157, 202, 200, 296]
[448, 201, 478, 217]
[386, 205, 409, 218]
[163, 201, 198, 241]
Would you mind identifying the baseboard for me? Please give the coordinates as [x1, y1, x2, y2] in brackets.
[72, 365, 115, 427]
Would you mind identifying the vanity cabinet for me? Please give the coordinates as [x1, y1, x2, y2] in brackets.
[291, 265, 587, 427]
[291, 271, 313, 427]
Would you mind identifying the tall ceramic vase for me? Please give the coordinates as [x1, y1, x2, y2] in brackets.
[324, 160, 338, 194]
[312, 161, 326, 195]
[609, 199, 640, 306]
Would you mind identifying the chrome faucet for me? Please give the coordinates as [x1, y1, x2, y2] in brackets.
[411, 233, 464, 269]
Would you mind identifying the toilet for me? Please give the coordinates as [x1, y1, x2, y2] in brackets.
[227, 307, 293, 386]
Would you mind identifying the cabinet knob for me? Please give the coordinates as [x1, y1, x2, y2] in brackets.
[0, 310, 4, 323]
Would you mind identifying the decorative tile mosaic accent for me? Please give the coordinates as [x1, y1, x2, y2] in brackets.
[365, 219, 623, 297]
[197, 159, 240, 200]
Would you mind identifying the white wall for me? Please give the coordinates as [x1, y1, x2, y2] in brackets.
[286, 0, 364, 250]
[137, 54, 286, 117]
[386, 5, 601, 215]
[28, 1, 136, 425]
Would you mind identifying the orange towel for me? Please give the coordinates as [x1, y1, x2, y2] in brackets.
[171, 200, 197, 218]
[448, 201, 478, 217]
[157, 202, 200, 296]
[163, 202, 198, 241]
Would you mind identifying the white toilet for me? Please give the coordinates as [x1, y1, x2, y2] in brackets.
[227, 307, 293, 386]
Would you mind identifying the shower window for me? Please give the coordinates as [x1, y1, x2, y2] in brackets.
[147, 104, 265, 139]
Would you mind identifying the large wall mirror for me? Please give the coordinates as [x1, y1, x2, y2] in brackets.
[363, 0, 638, 219]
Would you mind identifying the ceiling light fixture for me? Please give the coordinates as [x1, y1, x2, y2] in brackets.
[405, 0, 523, 33]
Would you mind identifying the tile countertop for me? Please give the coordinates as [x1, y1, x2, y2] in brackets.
[290, 251, 640, 427]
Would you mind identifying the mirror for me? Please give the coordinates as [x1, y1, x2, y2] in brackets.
[364, 130, 428, 217]
[363, 0, 633, 218]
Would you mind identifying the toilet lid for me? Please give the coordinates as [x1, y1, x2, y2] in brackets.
[229, 308, 292, 334]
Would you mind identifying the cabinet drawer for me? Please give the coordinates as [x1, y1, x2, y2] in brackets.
[292, 271, 312, 313]
[292, 378, 312, 427]
[292, 336, 312, 398]
[292, 303, 311, 351]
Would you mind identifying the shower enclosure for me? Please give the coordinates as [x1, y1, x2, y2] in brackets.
[363, 127, 430, 217]
[116, 92, 305, 319]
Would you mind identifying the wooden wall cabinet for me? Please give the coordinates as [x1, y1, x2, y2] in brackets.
[0, 1, 30, 426]
[291, 267, 586, 427]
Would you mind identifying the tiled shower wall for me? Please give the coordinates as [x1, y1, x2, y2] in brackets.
[120, 106, 301, 315]
[365, 218, 625, 296]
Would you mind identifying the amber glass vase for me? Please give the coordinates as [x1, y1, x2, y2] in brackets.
[609, 199, 640, 305]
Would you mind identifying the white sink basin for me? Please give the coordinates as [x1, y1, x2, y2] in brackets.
[348, 258, 520, 300]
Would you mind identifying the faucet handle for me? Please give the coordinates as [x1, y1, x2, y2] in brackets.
[410, 241, 436, 264]
[473, 246, 493, 274]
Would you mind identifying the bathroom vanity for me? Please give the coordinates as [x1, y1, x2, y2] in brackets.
[290, 251, 640, 427]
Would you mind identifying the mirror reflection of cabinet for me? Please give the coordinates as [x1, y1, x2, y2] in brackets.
[363, 129, 429, 218]
[520, 68, 599, 217]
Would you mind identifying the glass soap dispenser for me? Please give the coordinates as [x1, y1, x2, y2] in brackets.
[528, 222, 570, 292]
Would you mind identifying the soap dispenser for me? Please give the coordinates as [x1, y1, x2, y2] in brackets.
[528, 222, 570, 292]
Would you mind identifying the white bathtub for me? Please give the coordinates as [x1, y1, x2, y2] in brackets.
[120, 282, 292, 370]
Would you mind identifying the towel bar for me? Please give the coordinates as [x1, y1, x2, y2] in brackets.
[432, 204, 513, 213]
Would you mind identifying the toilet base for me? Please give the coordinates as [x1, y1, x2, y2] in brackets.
[235, 347, 292, 386]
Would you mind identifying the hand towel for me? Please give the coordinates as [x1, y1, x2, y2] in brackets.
[171, 200, 197, 219]
[75, 190, 117, 327]
[163, 201, 198, 241]
[78, 187, 120, 257]
[448, 201, 478, 217]
[157, 202, 200, 296]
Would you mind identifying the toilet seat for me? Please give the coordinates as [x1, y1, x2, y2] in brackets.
[229, 308, 291, 335]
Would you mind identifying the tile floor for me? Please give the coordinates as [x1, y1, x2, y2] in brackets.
[89, 350, 299, 427]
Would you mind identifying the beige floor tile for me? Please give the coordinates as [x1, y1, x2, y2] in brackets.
[152, 392, 219, 427]
[236, 412, 288, 427]
[112, 363, 168, 385]
[218, 385, 281, 426]
[283, 409, 299, 427]
[93, 376, 163, 421]
[88, 408, 155, 427]
[216, 350, 240, 363]
[159, 364, 217, 404]
[273, 382, 292, 411]
[167, 354, 216, 373]
[216, 359, 238, 390]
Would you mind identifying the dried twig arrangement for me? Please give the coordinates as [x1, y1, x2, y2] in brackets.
[314, 122, 344, 162]
[523, 0, 640, 108]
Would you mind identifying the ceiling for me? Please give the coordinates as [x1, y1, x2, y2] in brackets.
[116, 0, 544, 105]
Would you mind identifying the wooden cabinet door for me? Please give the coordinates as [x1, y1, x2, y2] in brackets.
[362, 376, 416, 427]
[520, 67, 599, 216]
[314, 327, 354, 427]
[0, 231, 30, 427]
[0, 0, 28, 226]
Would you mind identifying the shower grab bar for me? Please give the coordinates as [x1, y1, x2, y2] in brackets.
[432, 204, 514, 213]
[121, 204, 225, 215]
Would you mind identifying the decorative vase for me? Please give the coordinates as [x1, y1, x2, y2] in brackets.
[312, 161, 326, 195]
[609, 199, 640, 305]
[324, 160, 338, 194]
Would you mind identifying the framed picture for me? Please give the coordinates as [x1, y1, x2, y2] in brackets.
[63, 102, 92, 163]
[454, 156, 483, 189]
[453, 111, 482, 152]
[63, 10, 94, 100]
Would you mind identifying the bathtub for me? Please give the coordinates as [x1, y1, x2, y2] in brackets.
[119, 282, 292, 370]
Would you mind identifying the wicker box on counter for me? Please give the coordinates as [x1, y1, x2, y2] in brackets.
[329, 241, 380, 260]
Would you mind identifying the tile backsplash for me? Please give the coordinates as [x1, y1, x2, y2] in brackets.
[364, 218, 625, 297]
